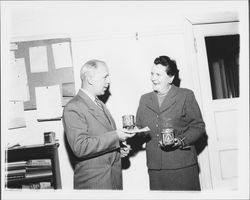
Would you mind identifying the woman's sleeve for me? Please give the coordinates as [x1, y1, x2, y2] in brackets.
[136, 97, 143, 129]
[177, 91, 206, 146]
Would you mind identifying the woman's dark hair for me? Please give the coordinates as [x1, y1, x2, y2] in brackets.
[154, 55, 181, 87]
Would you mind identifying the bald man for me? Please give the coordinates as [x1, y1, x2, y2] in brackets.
[63, 59, 134, 189]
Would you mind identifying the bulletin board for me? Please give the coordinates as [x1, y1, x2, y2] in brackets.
[12, 38, 76, 110]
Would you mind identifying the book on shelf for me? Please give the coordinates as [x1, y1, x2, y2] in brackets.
[7, 170, 53, 184]
[7, 174, 25, 181]
[7, 168, 26, 177]
[22, 181, 53, 189]
[6, 165, 26, 172]
[7, 161, 27, 170]
[27, 159, 51, 167]
[25, 169, 53, 179]
[6, 159, 51, 172]
[26, 165, 51, 172]
[7, 166, 52, 176]
[6, 159, 53, 183]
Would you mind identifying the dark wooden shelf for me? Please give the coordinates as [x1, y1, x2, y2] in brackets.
[6, 143, 62, 189]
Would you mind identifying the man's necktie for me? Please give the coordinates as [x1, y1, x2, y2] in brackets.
[95, 97, 111, 125]
[95, 97, 104, 110]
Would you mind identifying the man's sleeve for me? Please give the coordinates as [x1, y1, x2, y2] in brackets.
[63, 106, 120, 159]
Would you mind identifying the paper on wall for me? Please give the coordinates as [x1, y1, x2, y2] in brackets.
[9, 58, 30, 101]
[9, 43, 18, 50]
[10, 50, 15, 63]
[35, 85, 62, 120]
[29, 46, 48, 73]
[52, 42, 72, 69]
[8, 101, 26, 130]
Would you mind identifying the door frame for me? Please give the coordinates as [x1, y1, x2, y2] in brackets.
[183, 11, 239, 190]
[193, 22, 240, 191]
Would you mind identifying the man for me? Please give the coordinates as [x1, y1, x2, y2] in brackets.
[63, 59, 134, 189]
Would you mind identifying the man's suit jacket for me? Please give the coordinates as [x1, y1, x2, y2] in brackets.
[63, 90, 122, 189]
[136, 85, 205, 170]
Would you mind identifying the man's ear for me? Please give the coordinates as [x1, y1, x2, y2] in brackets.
[86, 74, 93, 85]
[81, 72, 93, 85]
[86, 71, 95, 85]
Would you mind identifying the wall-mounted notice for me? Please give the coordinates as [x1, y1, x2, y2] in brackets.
[10, 51, 15, 62]
[29, 46, 48, 73]
[10, 43, 18, 50]
[9, 58, 30, 101]
[52, 42, 72, 69]
[13, 38, 75, 110]
[8, 101, 26, 130]
[35, 85, 62, 121]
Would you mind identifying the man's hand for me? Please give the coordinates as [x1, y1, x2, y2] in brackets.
[116, 129, 136, 141]
[120, 142, 131, 158]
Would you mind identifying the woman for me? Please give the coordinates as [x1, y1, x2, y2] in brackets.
[136, 55, 205, 190]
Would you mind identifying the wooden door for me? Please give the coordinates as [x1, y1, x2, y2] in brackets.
[193, 22, 239, 190]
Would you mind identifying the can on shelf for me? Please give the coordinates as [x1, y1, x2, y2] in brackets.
[44, 132, 56, 144]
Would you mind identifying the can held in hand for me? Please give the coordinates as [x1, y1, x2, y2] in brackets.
[161, 128, 175, 146]
[122, 115, 135, 130]
[44, 132, 56, 144]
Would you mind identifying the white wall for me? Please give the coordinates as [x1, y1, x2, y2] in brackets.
[6, 1, 242, 39]
[1, 1, 246, 199]
[71, 32, 190, 191]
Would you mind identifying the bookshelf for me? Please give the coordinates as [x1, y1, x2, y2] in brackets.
[6, 143, 62, 189]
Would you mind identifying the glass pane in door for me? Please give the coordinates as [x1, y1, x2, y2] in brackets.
[205, 35, 239, 99]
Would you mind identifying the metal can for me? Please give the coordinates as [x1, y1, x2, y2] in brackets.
[44, 132, 56, 144]
[161, 128, 175, 146]
[122, 115, 135, 129]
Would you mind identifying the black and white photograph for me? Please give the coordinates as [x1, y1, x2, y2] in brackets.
[1, 1, 249, 200]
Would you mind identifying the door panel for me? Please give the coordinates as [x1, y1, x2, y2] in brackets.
[194, 22, 239, 190]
